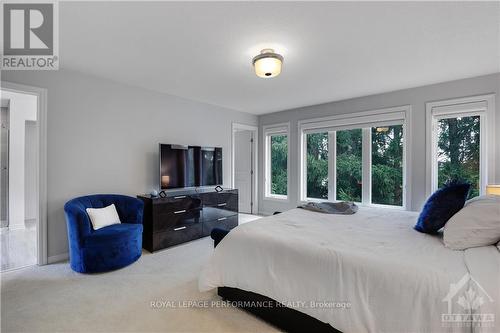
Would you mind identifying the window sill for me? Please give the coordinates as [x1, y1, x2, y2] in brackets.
[298, 199, 407, 211]
[263, 195, 289, 203]
[301, 197, 328, 203]
[368, 203, 406, 210]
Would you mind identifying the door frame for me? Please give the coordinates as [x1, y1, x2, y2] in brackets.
[0, 106, 9, 228]
[231, 122, 258, 215]
[1, 81, 48, 266]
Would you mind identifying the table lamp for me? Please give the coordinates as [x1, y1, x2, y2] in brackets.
[486, 185, 500, 195]
[161, 175, 170, 188]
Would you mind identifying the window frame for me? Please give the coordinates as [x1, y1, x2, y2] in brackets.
[299, 106, 412, 209]
[263, 122, 290, 201]
[426, 94, 495, 197]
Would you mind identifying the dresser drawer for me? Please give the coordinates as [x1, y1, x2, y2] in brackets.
[153, 195, 201, 214]
[202, 215, 238, 237]
[153, 208, 202, 233]
[201, 192, 219, 207]
[201, 191, 238, 212]
[202, 206, 237, 222]
[153, 223, 203, 250]
[216, 194, 238, 213]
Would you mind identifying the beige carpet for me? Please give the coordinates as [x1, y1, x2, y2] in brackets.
[1, 236, 279, 332]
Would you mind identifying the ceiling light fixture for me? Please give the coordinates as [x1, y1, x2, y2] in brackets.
[252, 48, 283, 78]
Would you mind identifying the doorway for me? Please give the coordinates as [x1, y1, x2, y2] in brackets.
[0, 83, 47, 271]
[232, 123, 258, 214]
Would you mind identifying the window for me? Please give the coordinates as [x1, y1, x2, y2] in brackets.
[371, 125, 403, 206]
[306, 132, 329, 199]
[264, 123, 289, 200]
[427, 95, 494, 198]
[437, 116, 480, 197]
[270, 134, 288, 196]
[336, 129, 362, 202]
[300, 106, 410, 208]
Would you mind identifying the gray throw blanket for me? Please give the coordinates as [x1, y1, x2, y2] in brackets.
[298, 201, 358, 215]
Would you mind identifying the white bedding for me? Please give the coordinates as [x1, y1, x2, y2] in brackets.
[199, 207, 500, 333]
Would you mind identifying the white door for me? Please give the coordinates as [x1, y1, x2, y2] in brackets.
[234, 130, 253, 213]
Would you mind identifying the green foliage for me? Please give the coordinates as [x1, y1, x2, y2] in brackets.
[270, 135, 288, 195]
[306, 133, 328, 199]
[336, 129, 363, 202]
[336, 153, 362, 202]
[276, 115, 480, 204]
[437, 116, 480, 198]
[371, 125, 403, 206]
[306, 127, 404, 205]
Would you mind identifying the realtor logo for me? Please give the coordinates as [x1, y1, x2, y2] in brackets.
[1, 1, 59, 70]
[442, 273, 495, 328]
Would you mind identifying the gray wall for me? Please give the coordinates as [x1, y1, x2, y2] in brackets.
[258, 73, 500, 215]
[2, 69, 257, 259]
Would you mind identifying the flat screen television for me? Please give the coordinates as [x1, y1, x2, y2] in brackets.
[159, 144, 222, 189]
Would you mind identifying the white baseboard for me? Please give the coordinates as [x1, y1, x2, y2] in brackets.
[48, 253, 69, 264]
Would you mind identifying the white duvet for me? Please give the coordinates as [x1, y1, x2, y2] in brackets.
[199, 207, 500, 333]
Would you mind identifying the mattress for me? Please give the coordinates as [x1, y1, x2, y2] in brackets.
[199, 207, 500, 333]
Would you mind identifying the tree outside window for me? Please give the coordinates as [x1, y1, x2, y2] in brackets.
[371, 125, 403, 206]
[336, 129, 362, 202]
[306, 133, 328, 199]
[270, 134, 288, 196]
[437, 116, 480, 198]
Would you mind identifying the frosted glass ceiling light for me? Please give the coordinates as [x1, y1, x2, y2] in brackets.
[252, 49, 283, 78]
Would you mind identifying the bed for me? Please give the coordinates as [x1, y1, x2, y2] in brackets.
[199, 207, 500, 333]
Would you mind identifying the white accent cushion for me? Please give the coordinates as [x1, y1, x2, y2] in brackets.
[443, 195, 500, 250]
[86, 204, 121, 230]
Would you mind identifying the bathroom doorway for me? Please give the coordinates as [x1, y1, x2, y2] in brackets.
[0, 84, 47, 271]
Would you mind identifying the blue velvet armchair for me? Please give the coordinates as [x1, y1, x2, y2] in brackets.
[64, 194, 144, 273]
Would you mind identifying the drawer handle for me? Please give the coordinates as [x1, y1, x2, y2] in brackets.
[174, 210, 186, 214]
[217, 203, 227, 207]
[174, 195, 186, 199]
[174, 226, 187, 231]
[217, 217, 227, 221]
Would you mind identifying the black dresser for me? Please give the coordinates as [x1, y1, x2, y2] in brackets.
[138, 189, 238, 252]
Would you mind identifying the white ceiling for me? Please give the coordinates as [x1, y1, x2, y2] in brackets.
[60, 2, 500, 115]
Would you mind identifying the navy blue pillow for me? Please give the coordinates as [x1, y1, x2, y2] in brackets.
[414, 182, 471, 234]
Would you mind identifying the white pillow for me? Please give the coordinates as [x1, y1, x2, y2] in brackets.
[86, 204, 121, 230]
[443, 195, 500, 250]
